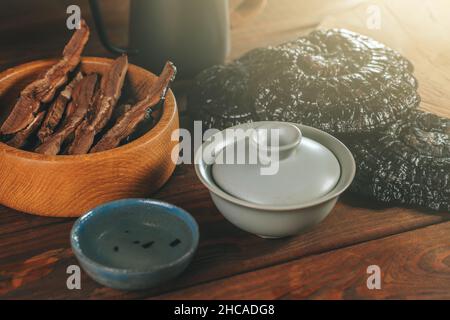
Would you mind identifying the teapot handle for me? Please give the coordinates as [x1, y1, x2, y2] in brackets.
[230, 0, 267, 28]
[88, 0, 138, 55]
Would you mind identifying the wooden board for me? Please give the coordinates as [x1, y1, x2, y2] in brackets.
[1, 166, 449, 299]
[156, 221, 450, 300]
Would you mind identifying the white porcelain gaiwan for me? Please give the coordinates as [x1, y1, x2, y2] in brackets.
[194, 121, 356, 238]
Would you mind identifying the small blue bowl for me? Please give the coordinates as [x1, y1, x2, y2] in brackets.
[70, 199, 199, 291]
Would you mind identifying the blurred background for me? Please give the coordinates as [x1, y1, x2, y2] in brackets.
[0, 0, 367, 66]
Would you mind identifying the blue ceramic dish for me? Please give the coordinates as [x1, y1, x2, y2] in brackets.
[70, 199, 199, 291]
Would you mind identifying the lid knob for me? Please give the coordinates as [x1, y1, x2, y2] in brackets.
[250, 122, 302, 161]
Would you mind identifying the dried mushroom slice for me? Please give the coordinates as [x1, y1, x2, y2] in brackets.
[90, 61, 176, 153]
[35, 74, 98, 155]
[191, 28, 419, 135]
[66, 120, 93, 155]
[67, 55, 128, 154]
[92, 55, 129, 132]
[346, 111, 450, 211]
[37, 72, 84, 143]
[0, 20, 89, 135]
[5, 111, 46, 149]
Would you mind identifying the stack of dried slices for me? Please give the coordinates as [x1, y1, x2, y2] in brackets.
[190, 29, 449, 212]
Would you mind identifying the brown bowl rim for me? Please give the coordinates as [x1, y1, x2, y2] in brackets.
[0, 57, 178, 163]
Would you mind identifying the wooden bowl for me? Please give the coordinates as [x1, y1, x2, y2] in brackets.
[0, 57, 179, 217]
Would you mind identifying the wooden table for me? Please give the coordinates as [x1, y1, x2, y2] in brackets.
[1, 0, 449, 299]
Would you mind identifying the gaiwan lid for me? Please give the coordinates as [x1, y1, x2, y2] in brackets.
[211, 122, 341, 206]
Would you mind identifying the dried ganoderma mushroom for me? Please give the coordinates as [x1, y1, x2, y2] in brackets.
[345, 111, 450, 211]
[191, 29, 420, 134]
[67, 55, 129, 155]
[90, 61, 177, 153]
[37, 72, 84, 143]
[190, 62, 255, 130]
[252, 29, 420, 134]
[0, 20, 90, 136]
[35, 74, 98, 155]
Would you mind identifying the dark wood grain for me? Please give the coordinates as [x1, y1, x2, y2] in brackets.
[0, 0, 449, 299]
[1, 165, 449, 299]
[156, 222, 450, 300]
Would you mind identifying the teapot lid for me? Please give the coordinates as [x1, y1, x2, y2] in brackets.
[211, 122, 341, 206]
